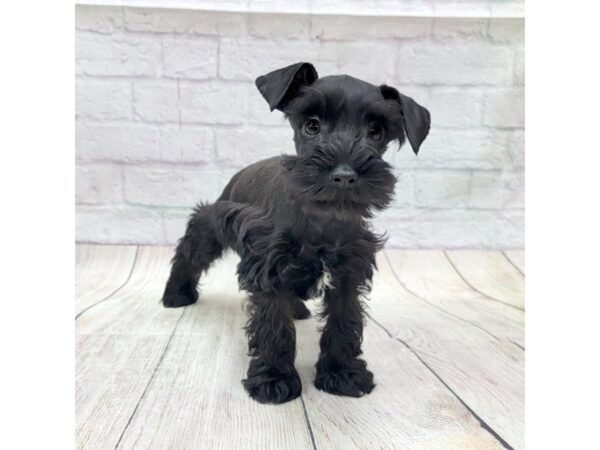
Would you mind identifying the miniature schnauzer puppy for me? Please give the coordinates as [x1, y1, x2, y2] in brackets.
[162, 62, 431, 404]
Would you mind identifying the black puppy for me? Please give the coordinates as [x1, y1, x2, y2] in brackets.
[162, 62, 430, 404]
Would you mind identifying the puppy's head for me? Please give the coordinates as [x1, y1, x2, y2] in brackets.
[256, 62, 431, 218]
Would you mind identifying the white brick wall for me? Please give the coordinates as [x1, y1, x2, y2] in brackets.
[75, 4, 525, 248]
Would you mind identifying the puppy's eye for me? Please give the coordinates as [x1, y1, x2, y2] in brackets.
[368, 122, 384, 140]
[303, 118, 321, 136]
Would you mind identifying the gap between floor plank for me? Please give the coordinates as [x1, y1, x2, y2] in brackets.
[114, 306, 187, 449]
[443, 251, 525, 312]
[382, 250, 507, 344]
[366, 313, 515, 450]
[300, 395, 318, 450]
[75, 246, 140, 320]
[501, 251, 525, 277]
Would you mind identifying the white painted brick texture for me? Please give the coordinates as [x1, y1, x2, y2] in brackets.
[75, 6, 525, 248]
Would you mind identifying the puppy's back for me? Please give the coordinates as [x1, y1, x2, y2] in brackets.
[218, 156, 285, 209]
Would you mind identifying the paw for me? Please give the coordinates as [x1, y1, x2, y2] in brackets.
[162, 290, 197, 308]
[292, 301, 311, 320]
[242, 359, 302, 404]
[315, 359, 375, 397]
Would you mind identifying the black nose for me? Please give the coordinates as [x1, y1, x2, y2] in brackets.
[330, 164, 358, 189]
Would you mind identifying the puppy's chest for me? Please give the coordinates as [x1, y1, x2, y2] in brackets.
[285, 238, 344, 299]
[288, 254, 332, 300]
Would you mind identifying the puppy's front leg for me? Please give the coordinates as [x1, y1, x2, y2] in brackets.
[242, 291, 301, 404]
[315, 268, 375, 397]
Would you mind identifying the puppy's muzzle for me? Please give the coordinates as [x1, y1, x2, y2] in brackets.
[330, 164, 358, 189]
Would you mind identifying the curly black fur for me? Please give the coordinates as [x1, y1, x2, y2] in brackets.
[162, 62, 430, 404]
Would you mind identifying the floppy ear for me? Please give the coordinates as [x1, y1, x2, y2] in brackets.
[380, 85, 431, 155]
[255, 62, 318, 112]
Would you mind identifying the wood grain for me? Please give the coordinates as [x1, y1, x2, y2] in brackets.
[75, 244, 137, 317]
[297, 306, 505, 449]
[445, 250, 525, 310]
[384, 250, 524, 347]
[76, 246, 182, 335]
[76, 246, 184, 449]
[117, 253, 316, 450]
[366, 253, 524, 450]
[76, 333, 172, 449]
[503, 250, 525, 276]
[75, 245, 524, 450]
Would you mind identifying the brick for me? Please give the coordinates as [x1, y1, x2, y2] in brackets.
[133, 80, 179, 122]
[394, 128, 510, 170]
[75, 165, 123, 204]
[514, 46, 524, 85]
[76, 32, 161, 77]
[413, 170, 471, 208]
[507, 130, 525, 169]
[76, 206, 164, 244]
[163, 36, 218, 80]
[124, 167, 224, 207]
[469, 170, 524, 209]
[312, 0, 379, 15]
[75, 5, 124, 33]
[504, 170, 525, 209]
[124, 8, 245, 36]
[249, 0, 312, 13]
[311, 16, 430, 41]
[483, 87, 524, 127]
[76, 125, 160, 162]
[376, 0, 433, 16]
[337, 41, 398, 83]
[179, 81, 248, 125]
[488, 19, 525, 43]
[490, 1, 524, 18]
[163, 209, 193, 244]
[376, 209, 497, 248]
[249, 13, 310, 39]
[496, 209, 524, 248]
[76, 79, 131, 121]
[397, 41, 514, 85]
[433, 1, 491, 17]
[215, 127, 295, 168]
[219, 38, 338, 81]
[158, 127, 214, 163]
[432, 17, 487, 38]
[428, 87, 483, 128]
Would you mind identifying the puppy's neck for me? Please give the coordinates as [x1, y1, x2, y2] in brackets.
[298, 201, 365, 224]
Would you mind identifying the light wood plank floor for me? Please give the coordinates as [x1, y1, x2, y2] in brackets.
[76, 245, 524, 450]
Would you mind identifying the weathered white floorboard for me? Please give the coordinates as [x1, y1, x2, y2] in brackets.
[296, 306, 504, 450]
[117, 252, 503, 450]
[75, 333, 170, 449]
[503, 250, 525, 276]
[75, 245, 137, 317]
[76, 246, 183, 449]
[76, 246, 182, 335]
[366, 253, 524, 450]
[384, 250, 525, 347]
[445, 251, 525, 310]
[117, 254, 315, 450]
[75, 245, 524, 450]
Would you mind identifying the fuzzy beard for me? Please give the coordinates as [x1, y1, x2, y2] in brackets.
[281, 141, 397, 218]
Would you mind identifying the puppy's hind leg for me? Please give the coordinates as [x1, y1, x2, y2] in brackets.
[163, 200, 272, 308]
[162, 203, 223, 308]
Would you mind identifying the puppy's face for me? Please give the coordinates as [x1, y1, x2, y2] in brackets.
[256, 63, 431, 218]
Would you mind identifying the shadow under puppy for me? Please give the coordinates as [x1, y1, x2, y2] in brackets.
[162, 62, 431, 404]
